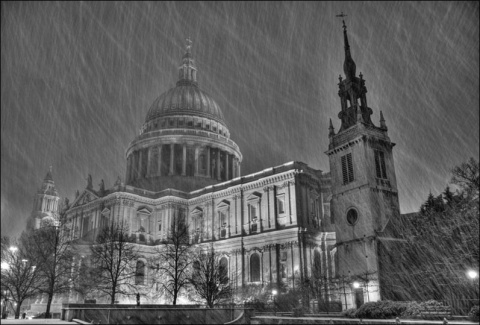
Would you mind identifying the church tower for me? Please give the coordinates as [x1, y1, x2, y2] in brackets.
[326, 17, 401, 307]
[28, 166, 60, 229]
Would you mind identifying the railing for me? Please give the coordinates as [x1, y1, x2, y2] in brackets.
[134, 128, 241, 153]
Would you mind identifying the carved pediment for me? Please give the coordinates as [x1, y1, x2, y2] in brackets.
[217, 199, 230, 209]
[191, 207, 203, 215]
[71, 190, 99, 208]
[137, 207, 152, 215]
[247, 192, 261, 201]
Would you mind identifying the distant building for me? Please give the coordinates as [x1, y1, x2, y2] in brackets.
[29, 21, 403, 310]
[28, 167, 60, 230]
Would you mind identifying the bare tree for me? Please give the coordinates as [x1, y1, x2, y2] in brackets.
[88, 222, 140, 304]
[1, 237, 42, 319]
[21, 216, 78, 318]
[152, 218, 192, 305]
[451, 157, 479, 197]
[188, 249, 232, 307]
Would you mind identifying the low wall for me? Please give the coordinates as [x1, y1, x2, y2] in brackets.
[28, 303, 63, 318]
[61, 304, 254, 324]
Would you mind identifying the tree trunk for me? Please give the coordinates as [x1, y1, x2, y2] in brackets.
[111, 289, 116, 305]
[46, 291, 54, 318]
[173, 290, 177, 305]
[15, 301, 22, 319]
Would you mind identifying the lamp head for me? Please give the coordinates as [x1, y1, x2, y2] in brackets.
[467, 270, 478, 279]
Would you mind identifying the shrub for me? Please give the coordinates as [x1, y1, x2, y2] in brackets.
[245, 299, 266, 312]
[293, 306, 305, 317]
[341, 308, 357, 318]
[355, 301, 408, 319]
[274, 290, 301, 312]
[400, 300, 445, 319]
[469, 305, 479, 322]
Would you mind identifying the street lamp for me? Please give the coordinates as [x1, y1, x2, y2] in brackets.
[467, 270, 478, 280]
[9, 246, 18, 253]
[272, 289, 278, 316]
[2, 290, 9, 319]
[353, 282, 360, 289]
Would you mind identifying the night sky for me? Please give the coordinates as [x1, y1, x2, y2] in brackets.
[1, 2, 479, 238]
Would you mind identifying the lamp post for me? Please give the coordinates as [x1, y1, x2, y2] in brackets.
[272, 289, 277, 316]
[2, 290, 9, 319]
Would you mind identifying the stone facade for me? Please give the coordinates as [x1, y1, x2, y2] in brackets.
[64, 161, 337, 304]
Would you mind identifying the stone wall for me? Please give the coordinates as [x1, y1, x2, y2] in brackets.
[61, 304, 254, 324]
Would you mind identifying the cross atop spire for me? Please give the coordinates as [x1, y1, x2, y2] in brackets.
[336, 11, 348, 31]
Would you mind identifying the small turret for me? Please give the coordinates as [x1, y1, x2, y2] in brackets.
[329, 118, 335, 137]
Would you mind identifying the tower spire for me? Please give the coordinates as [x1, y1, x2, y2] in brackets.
[337, 13, 356, 80]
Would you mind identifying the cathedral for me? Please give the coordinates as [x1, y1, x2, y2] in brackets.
[29, 20, 402, 311]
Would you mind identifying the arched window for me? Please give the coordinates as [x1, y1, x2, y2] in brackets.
[250, 253, 260, 282]
[313, 250, 322, 278]
[219, 257, 228, 284]
[135, 260, 145, 285]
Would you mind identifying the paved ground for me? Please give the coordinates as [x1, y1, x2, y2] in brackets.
[251, 316, 479, 324]
[0, 319, 76, 324]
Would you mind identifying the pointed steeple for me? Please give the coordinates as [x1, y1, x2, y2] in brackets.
[177, 37, 198, 86]
[380, 111, 388, 130]
[333, 13, 376, 133]
[342, 18, 356, 80]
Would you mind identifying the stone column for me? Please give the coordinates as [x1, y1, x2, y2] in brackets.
[182, 144, 187, 176]
[227, 206, 231, 237]
[138, 151, 143, 179]
[237, 159, 241, 177]
[194, 147, 199, 176]
[169, 144, 174, 175]
[226, 153, 230, 181]
[131, 152, 137, 181]
[217, 150, 221, 180]
[146, 147, 152, 177]
[288, 181, 296, 225]
[157, 145, 162, 176]
[207, 147, 211, 178]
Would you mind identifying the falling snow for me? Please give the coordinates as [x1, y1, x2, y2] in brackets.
[1, 2, 479, 237]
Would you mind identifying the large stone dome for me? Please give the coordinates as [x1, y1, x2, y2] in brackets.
[125, 40, 242, 193]
[145, 84, 226, 125]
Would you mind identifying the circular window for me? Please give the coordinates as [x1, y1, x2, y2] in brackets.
[346, 209, 358, 225]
